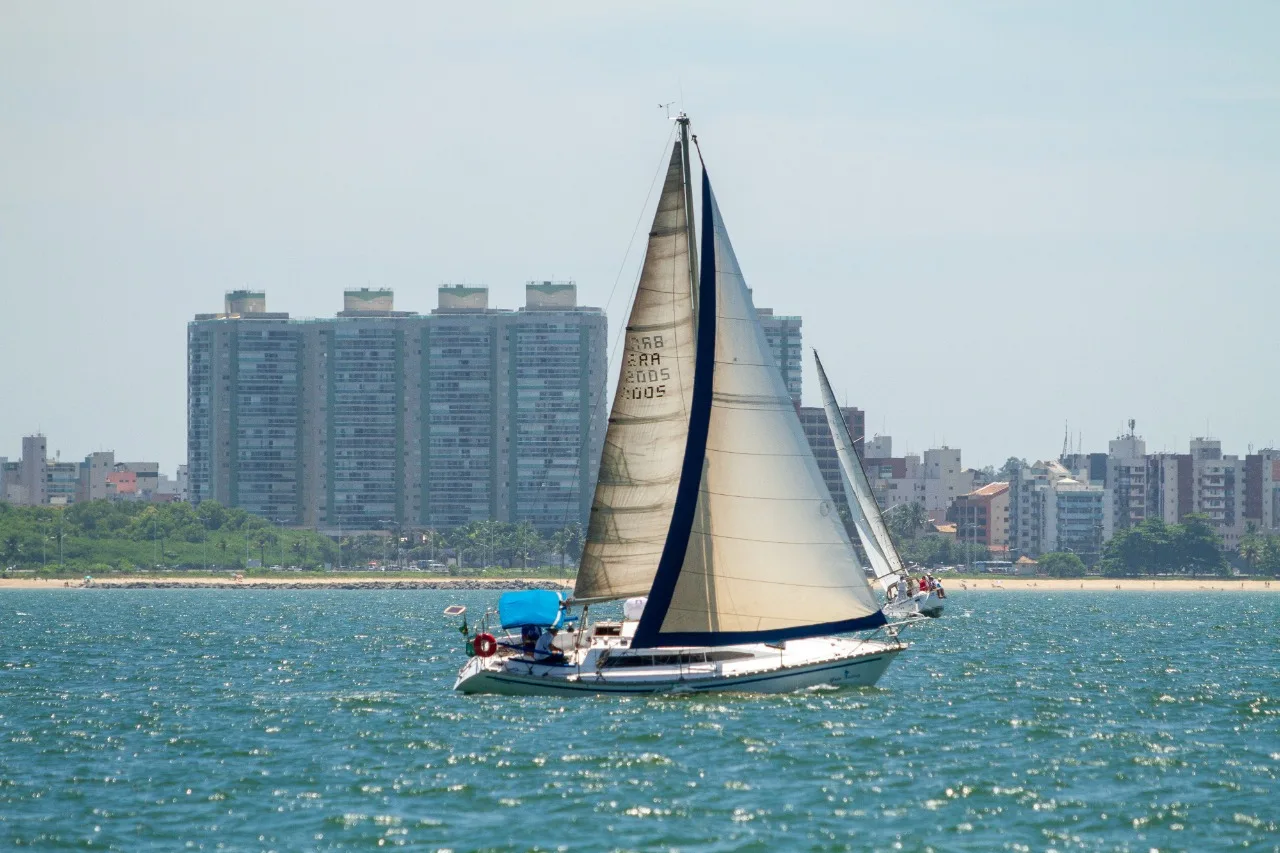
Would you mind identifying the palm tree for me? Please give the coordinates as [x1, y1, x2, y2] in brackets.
[884, 501, 928, 542]
[904, 502, 929, 537]
[510, 522, 542, 571]
[256, 531, 277, 568]
[550, 528, 570, 575]
[1239, 536, 1264, 573]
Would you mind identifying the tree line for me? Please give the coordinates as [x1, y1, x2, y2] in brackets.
[877, 501, 993, 568]
[1099, 515, 1229, 576]
[0, 500, 585, 575]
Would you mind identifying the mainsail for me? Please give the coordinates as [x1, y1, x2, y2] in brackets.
[633, 167, 886, 648]
[573, 142, 697, 603]
[814, 351, 906, 590]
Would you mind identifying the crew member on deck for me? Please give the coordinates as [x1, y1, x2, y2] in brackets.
[534, 627, 566, 664]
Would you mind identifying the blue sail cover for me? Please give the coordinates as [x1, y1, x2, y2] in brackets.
[498, 590, 566, 630]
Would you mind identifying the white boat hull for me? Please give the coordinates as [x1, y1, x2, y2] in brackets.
[884, 589, 945, 619]
[454, 636, 903, 697]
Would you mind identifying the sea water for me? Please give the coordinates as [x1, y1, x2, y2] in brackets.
[0, 589, 1275, 851]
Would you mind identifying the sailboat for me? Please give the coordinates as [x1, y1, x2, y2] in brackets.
[814, 352, 944, 619]
[453, 116, 909, 696]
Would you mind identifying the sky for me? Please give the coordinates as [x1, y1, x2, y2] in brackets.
[2, 1, 1278, 473]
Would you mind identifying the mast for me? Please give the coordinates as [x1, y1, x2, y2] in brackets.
[676, 114, 700, 320]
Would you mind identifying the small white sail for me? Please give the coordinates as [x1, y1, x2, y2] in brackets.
[814, 351, 906, 590]
[637, 179, 884, 644]
[573, 143, 698, 604]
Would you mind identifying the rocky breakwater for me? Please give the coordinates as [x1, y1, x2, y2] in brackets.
[92, 579, 573, 591]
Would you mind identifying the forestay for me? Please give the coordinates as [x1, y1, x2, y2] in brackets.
[634, 171, 886, 647]
[815, 351, 906, 590]
[573, 143, 697, 604]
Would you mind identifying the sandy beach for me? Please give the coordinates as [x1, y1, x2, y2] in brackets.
[0, 575, 1274, 591]
[947, 577, 1277, 592]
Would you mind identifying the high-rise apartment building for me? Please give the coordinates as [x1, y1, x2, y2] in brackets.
[187, 283, 607, 533]
[797, 405, 865, 510]
[1008, 459, 1106, 560]
[1244, 448, 1280, 532]
[20, 435, 47, 507]
[187, 292, 303, 521]
[756, 307, 802, 405]
[509, 283, 608, 532]
[1104, 424, 1148, 539]
[424, 287, 502, 528]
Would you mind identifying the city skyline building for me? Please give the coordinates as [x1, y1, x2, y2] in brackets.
[949, 481, 1011, 551]
[186, 283, 607, 533]
[0, 438, 178, 506]
[797, 404, 865, 512]
[756, 307, 802, 406]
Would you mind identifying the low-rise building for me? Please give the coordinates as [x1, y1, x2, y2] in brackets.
[949, 481, 1010, 549]
[860, 436, 974, 520]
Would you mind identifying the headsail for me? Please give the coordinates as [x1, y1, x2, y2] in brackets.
[573, 142, 698, 604]
[814, 351, 906, 590]
[633, 167, 886, 648]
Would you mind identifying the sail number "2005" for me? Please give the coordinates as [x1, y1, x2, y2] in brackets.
[623, 334, 669, 399]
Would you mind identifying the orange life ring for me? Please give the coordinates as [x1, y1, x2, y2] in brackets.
[473, 633, 497, 658]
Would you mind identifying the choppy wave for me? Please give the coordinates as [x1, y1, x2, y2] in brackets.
[0, 589, 1275, 851]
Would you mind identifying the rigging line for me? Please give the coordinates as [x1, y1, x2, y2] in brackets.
[554, 125, 680, 535]
[602, 124, 679, 334]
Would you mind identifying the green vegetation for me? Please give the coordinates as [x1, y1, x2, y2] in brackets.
[1237, 527, 1280, 577]
[1037, 551, 1086, 577]
[0, 500, 336, 574]
[879, 501, 990, 567]
[895, 534, 990, 568]
[0, 501, 586, 577]
[1100, 515, 1228, 577]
